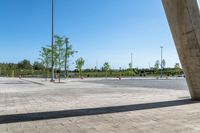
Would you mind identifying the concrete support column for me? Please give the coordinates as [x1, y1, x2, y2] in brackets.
[162, 0, 200, 99]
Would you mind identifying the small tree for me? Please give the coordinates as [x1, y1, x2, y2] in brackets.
[76, 57, 85, 78]
[64, 37, 78, 78]
[11, 64, 16, 77]
[154, 60, 160, 74]
[174, 63, 182, 75]
[103, 62, 110, 78]
[3, 64, 8, 77]
[33, 61, 45, 70]
[161, 59, 166, 69]
[17, 59, 32, 70]
[46, 45, 59, 75]
[128, 62, 135, 77]
[55, 35, 65, 82]
[39, 47, 51, 80]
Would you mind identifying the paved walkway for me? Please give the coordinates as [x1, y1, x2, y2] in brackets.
[0, 78, 199, 133]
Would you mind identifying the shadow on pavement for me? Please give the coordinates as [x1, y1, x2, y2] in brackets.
[0, 99, 198, 124]
[0, 83, 30, 84]
[20, 79, 44, 85]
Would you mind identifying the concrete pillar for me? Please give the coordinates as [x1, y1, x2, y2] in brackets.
[162, 0, 200, 100]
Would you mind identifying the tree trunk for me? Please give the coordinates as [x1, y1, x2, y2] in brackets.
[65, 44, 68, 78]
[58, 71, 61, 83]
[45, 68, 47, 81]
[64, 57, 68, 78]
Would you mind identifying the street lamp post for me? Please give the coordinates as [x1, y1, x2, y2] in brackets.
[160, 46, 163, 78]
[51, 0, 55, 82]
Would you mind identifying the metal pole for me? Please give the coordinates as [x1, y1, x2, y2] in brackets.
[160, 46, 163, 78]
[51, 0, 55, 82]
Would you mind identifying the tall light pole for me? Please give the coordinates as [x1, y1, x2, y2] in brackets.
[160, 46, 163, 78]
[51, 0, 55, 82]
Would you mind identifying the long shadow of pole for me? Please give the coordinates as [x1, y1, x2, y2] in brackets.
[0, 99, 198, 124]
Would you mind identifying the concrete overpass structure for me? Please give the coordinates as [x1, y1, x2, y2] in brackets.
[163, 0, 200, 99]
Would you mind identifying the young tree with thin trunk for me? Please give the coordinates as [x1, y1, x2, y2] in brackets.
[64, 37, 78, 78]
[76, 57, 85, 78]
[128, 62, 135, 78]
[103, 62, 110, 78]
[154, 60, 160, 74]
[161, 59, 166, 68]
[174, 63, 182, 75]
[55, 35, 65, 83]
[39, 47, 51, 80]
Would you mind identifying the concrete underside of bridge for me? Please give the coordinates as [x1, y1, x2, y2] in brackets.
[162, 0, 200, 100]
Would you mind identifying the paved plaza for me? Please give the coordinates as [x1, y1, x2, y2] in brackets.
[0, 77, 200, 133]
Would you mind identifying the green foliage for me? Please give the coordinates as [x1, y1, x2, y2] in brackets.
[54, 35, 66, 82]
[154, 60, 160, 74]
[154, 60, 160, 69]
[39, 35, 78, 81]
[33, 61, 45, 70]
[128, 63, 136, 77]
[129, 62, 132, 69]
[0, 60, 184, 78]
[39, 47, 51, 69]
[64, 37, 78, 77]
[55, 35, 65, 70]
[103, 62, 110, 77]
[12, 70, 15, 77]
[17, 60, 32, 70]
[76, 57, 85, 77]
[161, 59, 166, 68]
[39, 47, 52, 79]
[103, 62, 110, 71]
[174, 63, 180, 69]
[173, 63, 182, 75]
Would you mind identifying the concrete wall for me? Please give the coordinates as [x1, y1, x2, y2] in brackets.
[162, 0, 200, 99]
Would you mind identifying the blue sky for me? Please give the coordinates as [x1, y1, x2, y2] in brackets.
[0, 0, 184, 69]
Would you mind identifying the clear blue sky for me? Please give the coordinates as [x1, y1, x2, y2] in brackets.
[0, 0, 184, 69]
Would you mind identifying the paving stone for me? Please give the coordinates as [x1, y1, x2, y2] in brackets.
[0, 77, 198, 133]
